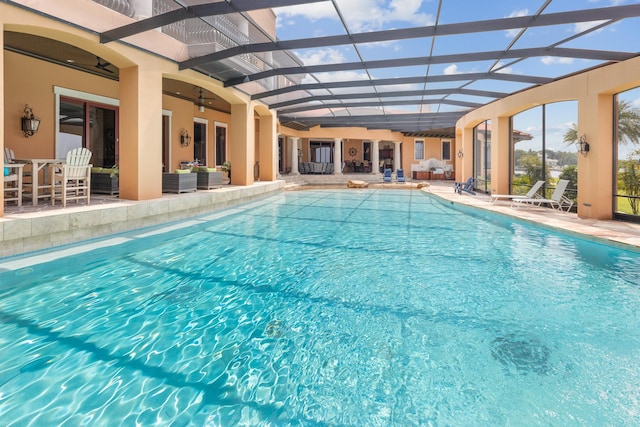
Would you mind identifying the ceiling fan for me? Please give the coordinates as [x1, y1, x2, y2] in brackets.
[93, 56, 114, 73]
[196, 88, 215, 112]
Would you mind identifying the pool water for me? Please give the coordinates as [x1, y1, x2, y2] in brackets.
[1, 189, 639, 426]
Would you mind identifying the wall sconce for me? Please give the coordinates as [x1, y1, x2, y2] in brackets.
[577, 134, 590, 156]
[180, 129, 191, 147]
[21, 104, 41, 137]
[457, 149, 464, 158]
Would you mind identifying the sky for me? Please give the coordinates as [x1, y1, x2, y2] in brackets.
[268, 0, 640, 157]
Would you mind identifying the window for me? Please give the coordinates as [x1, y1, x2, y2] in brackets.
[215, 123, 227, 166]
[414, 140, 424, 160]
[441, 140, 451, 161]
[193, 118, 207, 164]
[310, 140, 334, 162]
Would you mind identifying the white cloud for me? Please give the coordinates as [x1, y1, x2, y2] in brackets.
[505, 9, 528, 38]
[301, 70, 369, 84]
[444, 64, 460, 75]
[574, 20, 607, 33]
[491, 61, 514, 74]
[296, 48, 346, 66]
[276, 0, 434, 32]
[541, 56, 574, 65]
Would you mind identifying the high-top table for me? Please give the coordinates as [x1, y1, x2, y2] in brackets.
[13, 158, 61, 206]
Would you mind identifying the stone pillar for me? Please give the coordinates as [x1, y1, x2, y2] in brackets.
[393, 141, 402, 173]
[333, 138, 342, 174]
[290, 137, 300, 175]
[371, 140, 380, 174]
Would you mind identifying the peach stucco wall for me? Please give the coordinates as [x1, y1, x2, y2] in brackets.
[456, 56, 640, 220]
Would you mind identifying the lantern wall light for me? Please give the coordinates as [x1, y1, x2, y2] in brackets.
[577, 134, 590, 156]
[180, 129, 192, 147]
[21, 104, 40, 138]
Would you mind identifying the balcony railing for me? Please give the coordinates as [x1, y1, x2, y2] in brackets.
[92, 0, 135, 17]
[153, 0, 259, 69]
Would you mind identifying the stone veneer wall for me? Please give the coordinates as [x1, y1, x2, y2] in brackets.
[0, 181, 284, 258]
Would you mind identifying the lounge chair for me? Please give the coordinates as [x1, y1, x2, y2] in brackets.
[490, 180, 545, 205]
[383, 168, 392, 183]
[511, 179, 574, 212]
[454, 177, 476, 195]
[397, 168, 406, 183]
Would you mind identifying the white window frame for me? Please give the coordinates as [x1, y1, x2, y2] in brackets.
[414, 139, 425, 160]
[441, 139, 452, 161]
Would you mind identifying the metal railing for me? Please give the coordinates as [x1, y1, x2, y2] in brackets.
[153, 0, 259, 68]
[92, 0, 135, 17]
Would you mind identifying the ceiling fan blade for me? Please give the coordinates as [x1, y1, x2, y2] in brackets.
[95, 57, 114, 73]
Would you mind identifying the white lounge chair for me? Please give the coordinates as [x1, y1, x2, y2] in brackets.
[490, 180, 545, 205]
[511, 179, 574, 212]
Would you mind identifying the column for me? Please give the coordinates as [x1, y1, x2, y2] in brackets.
[490, 117, 511, 195]
[230, 102, 255, 185]
[290, 137, 300, 175]
[577, 93, 614, 219]
[393, 141, 402, 173]
[119, 64, 163, 200]
[333, 138, 342, 174]
[371, 140, 380, 174]
[258, 110, 277, 181]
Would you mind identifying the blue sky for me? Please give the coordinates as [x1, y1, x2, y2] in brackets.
[270, 0, 640, 156]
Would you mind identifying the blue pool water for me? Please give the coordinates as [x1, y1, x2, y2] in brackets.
[1, 189, 639, 426]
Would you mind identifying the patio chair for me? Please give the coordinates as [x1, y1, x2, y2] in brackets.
[50, 147, 92, 207]
[490, 180, 545, 205]
[383, 168, 392, 183]
[454, 177, 476, 195]
[397, 168, 406, 183]
[511, 179, 574, 212]
[4, 163, 26, 206]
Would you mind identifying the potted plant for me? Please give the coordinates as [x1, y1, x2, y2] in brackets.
[221, 161, 231, 183]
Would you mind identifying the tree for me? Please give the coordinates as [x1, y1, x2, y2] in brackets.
[617, 100, 640, 145]
[563, 100, 640, 146]
[563, 123, 578, 146]
[519, 151, 549, 184]
[618, 150, 640, 214]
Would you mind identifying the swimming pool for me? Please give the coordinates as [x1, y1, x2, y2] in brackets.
[0, 189, 639, 425]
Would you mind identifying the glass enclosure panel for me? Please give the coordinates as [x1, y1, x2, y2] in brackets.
[614, 87, 640, 220]
[511, 103, 578, 201]
[512, 106, 543, 195]
[545, 101, 578, 203]
[473, 121, 491, 193]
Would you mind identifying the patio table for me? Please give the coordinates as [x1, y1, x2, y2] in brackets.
[14, 158, 61, 206]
